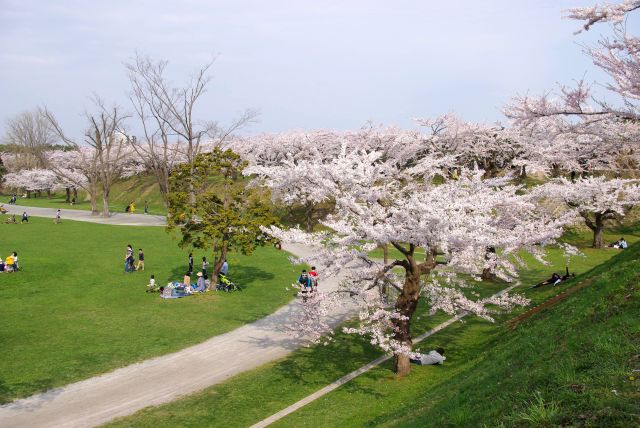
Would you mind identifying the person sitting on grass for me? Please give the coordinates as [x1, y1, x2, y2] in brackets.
[0, 258, 5, 272]
[193, 272, 206, 292]
[183, 272, 191, 288]
[146, 274, 159, 292]
[5, 253, 15, 272]
[411, 348, 446, 365]
[12, 252, 19, 271]
[609, 237, 628, 249]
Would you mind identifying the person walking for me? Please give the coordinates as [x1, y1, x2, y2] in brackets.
[136, 248, 145, 271]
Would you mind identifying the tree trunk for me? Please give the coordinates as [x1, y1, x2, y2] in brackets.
[73, 187, 78, 201]
[89, 189, 99, 215]
[102, 188, 110, 218]
[392, 258, 421, 377]
[592, 214, 605, 248]
[65, 187, 71, 203]
[481, 247, 496, 280]
[47, 189, 51, 199]
[304, 201, 314, 232]
[212, 242, 228, 286]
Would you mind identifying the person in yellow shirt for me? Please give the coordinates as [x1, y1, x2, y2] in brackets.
[6, 254, 15, 272]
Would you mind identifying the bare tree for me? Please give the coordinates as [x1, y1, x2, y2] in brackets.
[43, 98, 130, 217]
[3, 110, 57, 169]
[126, 53, 258, 205]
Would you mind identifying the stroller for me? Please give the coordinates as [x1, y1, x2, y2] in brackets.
[216, 273, 241, 292]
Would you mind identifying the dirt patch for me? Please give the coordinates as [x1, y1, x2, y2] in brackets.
[507, 279, 595, 330]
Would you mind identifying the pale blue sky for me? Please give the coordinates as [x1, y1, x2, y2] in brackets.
[0, 0, 619, 139]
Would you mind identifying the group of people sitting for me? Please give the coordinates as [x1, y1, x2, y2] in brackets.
[3, 212, 28, 224]
[148, 257, 236, 298]
[0, 252, 20, 272]
[608, 237, 628, 249]
[149, 271, 212, 298]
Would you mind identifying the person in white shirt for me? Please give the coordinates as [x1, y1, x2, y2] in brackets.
[220, 259, 229, 276]
[411, 347, 446, 365]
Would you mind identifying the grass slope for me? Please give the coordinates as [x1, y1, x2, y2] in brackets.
[0, 217, 296, 403]
[381, 244, 640, 427]
[107, 234, 638, 428]
[5, 175, 167, 215]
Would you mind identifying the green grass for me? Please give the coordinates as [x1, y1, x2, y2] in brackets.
[0, 217, 297, 403]
[106, 230, 639, 428]
[4, 175, 168, 215]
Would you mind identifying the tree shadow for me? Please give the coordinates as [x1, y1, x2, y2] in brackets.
[166, 263, 275, 288]
[0, 377, 62, 409]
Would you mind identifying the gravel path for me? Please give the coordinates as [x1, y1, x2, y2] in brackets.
[2, 204, 166, 227]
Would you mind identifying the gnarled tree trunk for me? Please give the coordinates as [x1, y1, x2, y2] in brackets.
[392, 255, 421, 377]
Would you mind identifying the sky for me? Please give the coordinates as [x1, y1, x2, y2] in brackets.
[0, 0, 620, 140]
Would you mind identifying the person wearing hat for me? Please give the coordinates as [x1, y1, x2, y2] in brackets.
[194, 271, 206, 292]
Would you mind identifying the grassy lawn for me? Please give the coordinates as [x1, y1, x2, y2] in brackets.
[106, 229, 639, 427]
[0, 217, 297, 403]
[3, 175, 168, 215]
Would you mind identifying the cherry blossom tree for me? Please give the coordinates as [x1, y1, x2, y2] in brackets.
[43, 98, 130, 217]
[506, 1, 640, 125]
[3, 168, 61, 197]
[250, 144, 571, 376]
[534, 176, 640, 247]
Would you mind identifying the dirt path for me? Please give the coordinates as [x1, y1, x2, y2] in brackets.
[0, 243, 355, 428]
[2, 204, 166, 227]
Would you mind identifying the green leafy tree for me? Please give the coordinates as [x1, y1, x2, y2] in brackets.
[167, 148, 276, 280]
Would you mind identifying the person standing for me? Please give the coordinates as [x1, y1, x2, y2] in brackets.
[220, 259, 229, 276]
[21, 212, 28, 224]
[144, 200, 149, 215]
[136, 248, 145, 271]
[125, 245, 134, 273]
[54, 209, 61, 224]
[309, 266, 319, 291]
[202, 256, 209, 277]
[188, 252, 194, 274]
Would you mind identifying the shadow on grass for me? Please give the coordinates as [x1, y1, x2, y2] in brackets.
[166, 263, 275, 287]
[0, 378, 59, 407]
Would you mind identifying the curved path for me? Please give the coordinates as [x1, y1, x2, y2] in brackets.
[0, 206, 354, 427]
[2, 204, 166, 227]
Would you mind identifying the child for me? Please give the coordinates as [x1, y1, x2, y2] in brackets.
[12, 252, 19, 271]
[146, 274, 157, 292]
[136, 248, 145, 271]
